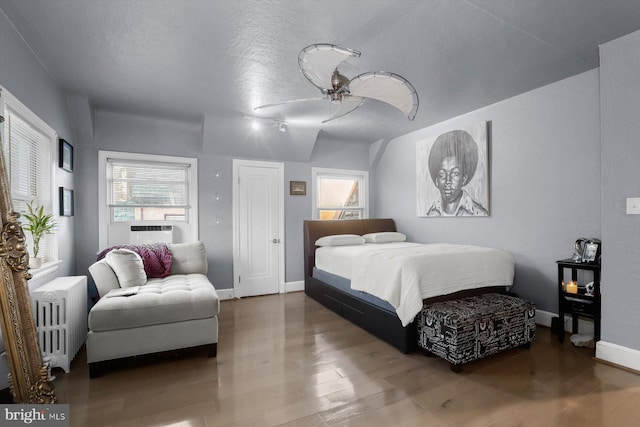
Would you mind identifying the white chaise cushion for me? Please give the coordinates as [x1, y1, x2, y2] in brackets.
[104, 249, 147, 288]
[88, 274, 219, 332]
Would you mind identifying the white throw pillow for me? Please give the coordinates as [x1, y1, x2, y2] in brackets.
[169, 241, 207, 275]
[315, 234, 366, 247]
[362, 232, 407, 243]
[104, 249, 147, 288]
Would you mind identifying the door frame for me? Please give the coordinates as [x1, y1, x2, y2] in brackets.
[232, 159, 285, 297]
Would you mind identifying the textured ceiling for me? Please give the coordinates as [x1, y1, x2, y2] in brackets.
[2, 0, 640, 161]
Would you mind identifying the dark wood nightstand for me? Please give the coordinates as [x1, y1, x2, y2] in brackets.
[556, 258, 601, 343]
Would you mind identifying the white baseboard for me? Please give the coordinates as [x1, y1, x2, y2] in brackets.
[537, 309, 640, 372]
[284, 280, 304, 293]
[217, 282, 303, 300]
[217, 288, 235, 300]
[535, 309, 594, 335]
[596, 341, 640, 373]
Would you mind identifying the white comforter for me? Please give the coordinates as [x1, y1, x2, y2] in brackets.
[348, 243, 515, 326]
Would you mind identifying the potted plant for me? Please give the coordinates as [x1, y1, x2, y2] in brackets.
[22, 201, 56, 269]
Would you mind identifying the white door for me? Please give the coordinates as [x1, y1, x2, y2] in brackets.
[233, 160, 283, 297]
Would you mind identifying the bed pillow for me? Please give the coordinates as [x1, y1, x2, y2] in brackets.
[315, 234, 366, 247]
[362, 232, 407, 243]
[104, 249, 147, 288]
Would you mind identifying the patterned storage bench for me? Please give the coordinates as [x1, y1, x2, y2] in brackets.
[417, 293, 536, 372]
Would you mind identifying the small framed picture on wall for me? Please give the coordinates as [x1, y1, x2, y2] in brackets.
[59, 139, 73, 172]
[59, 187, 74, 216]
[289, 181, 307, 196]
[290, 181, 306, 196]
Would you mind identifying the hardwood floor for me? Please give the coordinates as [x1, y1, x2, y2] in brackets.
[55, 292, 640, 426]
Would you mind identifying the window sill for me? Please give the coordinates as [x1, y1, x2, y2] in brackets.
[29, 260, 62, 280]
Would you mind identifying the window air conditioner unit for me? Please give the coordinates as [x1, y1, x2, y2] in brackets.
[129, 224, 174, 244]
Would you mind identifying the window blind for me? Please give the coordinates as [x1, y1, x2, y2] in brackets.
[107, 158, 191, 222]
[5, 109, 52, 214]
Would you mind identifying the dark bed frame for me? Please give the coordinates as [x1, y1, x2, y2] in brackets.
[303, 218, 417, 352]
[303, 218, 505, 354]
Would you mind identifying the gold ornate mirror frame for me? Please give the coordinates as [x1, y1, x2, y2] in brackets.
[0, 114, 56, 403]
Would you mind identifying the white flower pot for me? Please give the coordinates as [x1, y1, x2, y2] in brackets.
[29, 256, 42, 269]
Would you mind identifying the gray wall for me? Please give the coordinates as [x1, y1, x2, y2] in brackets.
[0, 9, 75, 287]
[373, 69, 602, 313]
[73, 110, 371, 292]
[600, 30, 640, 351]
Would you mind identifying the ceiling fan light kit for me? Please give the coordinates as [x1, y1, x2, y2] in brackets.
[255, 43, 419, 123]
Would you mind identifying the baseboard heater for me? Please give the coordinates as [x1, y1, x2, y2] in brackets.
[31, 276, 88, 373]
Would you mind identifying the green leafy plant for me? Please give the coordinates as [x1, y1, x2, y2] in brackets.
[22, 201, 56, 258]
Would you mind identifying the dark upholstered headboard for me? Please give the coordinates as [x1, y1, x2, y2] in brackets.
[303, 218, 397, 277]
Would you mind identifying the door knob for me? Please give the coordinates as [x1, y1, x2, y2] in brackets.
[272, 238, 279, 243]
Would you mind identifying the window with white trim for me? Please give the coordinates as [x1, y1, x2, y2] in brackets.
[98, 151, 198, 248]
[312, 167, 368, 220]
[0, 87, 57, 263]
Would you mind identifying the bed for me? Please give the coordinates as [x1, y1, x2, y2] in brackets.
[303, 218, 514, 353]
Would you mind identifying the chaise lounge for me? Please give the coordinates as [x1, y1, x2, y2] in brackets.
[87, 241, 219, 377]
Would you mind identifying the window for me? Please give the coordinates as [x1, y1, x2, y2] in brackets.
[98, 151, 198, 248]
[0, 87, 56, 264]
[107, 159, 190, 222]
[312, 167, 368, 220]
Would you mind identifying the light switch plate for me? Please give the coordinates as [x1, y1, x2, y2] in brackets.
[626, 197, 640, 214]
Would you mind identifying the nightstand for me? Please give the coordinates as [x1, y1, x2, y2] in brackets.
[556, 258, 601, 343]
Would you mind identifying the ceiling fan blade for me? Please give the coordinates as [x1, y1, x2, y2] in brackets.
[322, 95, 364, 123]
[254, 97, 326, 110]
[298, 44, 361, 92]
[349, 71, 419, 120]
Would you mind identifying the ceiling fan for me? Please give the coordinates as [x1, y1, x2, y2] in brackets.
[255, 43, 419, 123]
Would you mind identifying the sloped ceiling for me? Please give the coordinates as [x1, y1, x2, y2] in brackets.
[2, 0, 640, 162]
